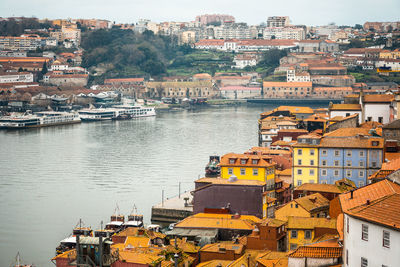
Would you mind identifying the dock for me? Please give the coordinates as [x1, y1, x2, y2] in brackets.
[150, 191, 193, 228]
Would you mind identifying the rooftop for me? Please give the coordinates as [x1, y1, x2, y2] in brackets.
[295, 183, 343, 194]
[294, 193, 330, 212]
[346, 194, 400, 230]
[329, 104, 361, 111]
[287, 216, 337, 230]
[339, 179, 400, 213]
[289, 245, 342, 258]
[195, 177, 265, 186]
[363, 94, 394, 103]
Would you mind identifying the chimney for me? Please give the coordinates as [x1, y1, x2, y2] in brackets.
[350, 190, 354, 199]
[366, 199, 370, 205]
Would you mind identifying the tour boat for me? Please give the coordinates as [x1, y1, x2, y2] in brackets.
[0, 111, 81, 129]
[113, 105, 156, 118]
[78, 108, 121, 121]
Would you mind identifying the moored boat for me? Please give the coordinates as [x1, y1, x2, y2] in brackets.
[55, 219, 92, 255]
[0, 111, 80, 129]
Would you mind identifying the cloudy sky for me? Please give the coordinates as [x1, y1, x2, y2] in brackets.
[1, 0, 399, 26]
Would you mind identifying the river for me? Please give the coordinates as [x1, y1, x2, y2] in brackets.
[0, 103, 325, 266]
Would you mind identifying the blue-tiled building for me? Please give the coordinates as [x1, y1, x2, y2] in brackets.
[318, 136, 383, 187]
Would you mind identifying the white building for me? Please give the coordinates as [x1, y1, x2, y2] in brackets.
[286, 68, 310, 82]
[263, 27, 305, 40]
[328, 103, 363, 124]
[375, 59, 400, 71]
[0, 72, 34, 83]
[220, 86, 261, 99]
[267, 16, 290, 27]
[233, 53, 258, 69]
[343, 194, 400, 267]
[362, 94, 394, 124]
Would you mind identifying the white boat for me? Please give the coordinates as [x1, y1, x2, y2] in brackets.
[79, 106, 156, 121]
[78, 108, 121, 121]
[0, 111, 81, 129]
[113, 105, 156, 118]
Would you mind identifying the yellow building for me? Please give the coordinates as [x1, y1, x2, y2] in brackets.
[262, 194, 276, 219]
[292, 134, 320, 187]
[219, 153, 276, 186]
[286, 216, 337, 251]
[275, 193, 330, 221]
[380, 49, 400, 59]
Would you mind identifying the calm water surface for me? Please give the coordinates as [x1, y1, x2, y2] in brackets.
[0, 104, 323, 266]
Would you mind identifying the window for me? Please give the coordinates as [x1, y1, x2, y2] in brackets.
[346, 161, 352, 167]
[359, 161, 364, 167]
[346, 170, 352, 177]
[346, 217, 349, 233]
[297, 180, 302, 186]
[346, 150, 352, 157]
[310, 149, 315, 156]
[228, 168, 233, 175]
[299, 230, 310, 240]
[358, 181, 364, 187]
[359, 171, 364, 177]
[322, 169, 327, 176]
[309, 179, 315, 183]
[240, 168, 246, 175]
[298, 149, 302, 155]
[253, 169, 258, 176]
[298, 159, 302, 165]
[297, 169, 302, 175]
[229, 159, 235, 164]
[334, 150, 340, 157]
[322, 160, 327, 166]
[241, 159, 246, 164]
[291, 230, 297, 238]
[372, 162, 377, 168]
[321, 180, 327, 184]
[310, 169, 315, 176]
[321, 149, 327, 156]
[383, 231, 390, 248]
[361, 257, 368, 267]
[346, 249, 348, 265]
[334, 160, 339, 167]
[360, 151, 365, 157]
[362, 224, 368, 241]
[310, 160, 314, 166]
[252, 159, 258, 164]
[334, 170, 339, 177]
[289, 243, 298, 250]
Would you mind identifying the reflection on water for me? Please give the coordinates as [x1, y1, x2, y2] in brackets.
[0, 104, 323, 266]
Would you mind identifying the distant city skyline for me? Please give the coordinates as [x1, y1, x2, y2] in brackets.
[1, 0, 399, 26]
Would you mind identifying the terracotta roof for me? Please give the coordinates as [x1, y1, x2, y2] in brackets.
[294, 193, 330, 212]
[248, 147, 292, 155]
[200, 242, 244, 254]
[104, 78, 144, 83]
[196, 260, 233, 267]
[339, 179, 400, 213]
[346, 194, 400, 230]
[319, 136, 384, 149]
[274, 105, 314, 114]
[221, 86, 261, 91]
[287, 217, 337, 230]
[329, 104, 361, 111]
[295, 183, 343, 194]
[276, 168, 292, 176]
[118, 250, 162, 264]
[385, 152, 400, 162]
[195, 177, 265, 186]
[323, 128, 372, 137]
[259, 218, 286, 227]
[263, 81, 312, 87]
[219, 153, 275, 168]
[289, 246, 342, 258]
[256, 251, 288, 267]
[360, 121, 383, 128]
[175, 213, 260, 231]
[363, 94, 394, 103]
[124, 236, 150, 248]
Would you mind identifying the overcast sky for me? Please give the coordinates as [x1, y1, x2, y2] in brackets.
[1, 0, 399, 26]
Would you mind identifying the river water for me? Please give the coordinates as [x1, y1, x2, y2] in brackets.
[0, 104, 324, 266]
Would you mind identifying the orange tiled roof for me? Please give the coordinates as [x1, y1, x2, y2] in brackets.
[360, 121, 383, 128]
[363, 94, 394, 103]
[200, 242, 244, 254]
[289, 246, 342, 258]
[104, 78, 144, 83]
[329, 104, 361, 111]
[295, 183, 343, 194]
[219, 153, 275, 168]
[323, 127, 372, 137]
[294, 193, 330, 212]
[195, 177, 265, 186]
[319, 136, 384, 149]
[196, 260, 233, 267]
[346, 194, 400, 230]
[339, 179, 400, 213]
[263, 81, 312, 87]
[287, 217, 336, 230]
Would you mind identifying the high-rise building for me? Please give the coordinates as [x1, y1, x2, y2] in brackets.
[267, 16, 290, 27]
